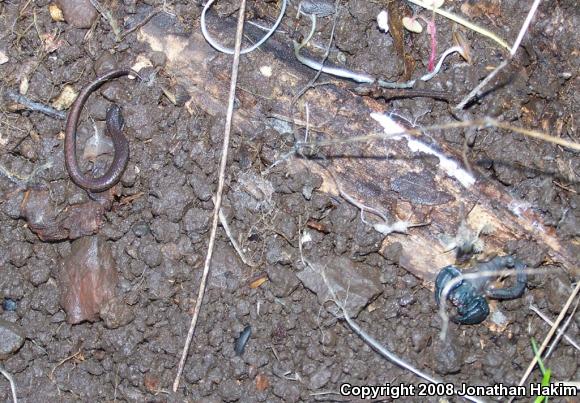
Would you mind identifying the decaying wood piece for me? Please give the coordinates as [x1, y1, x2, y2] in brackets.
[137, 15, 577, 281]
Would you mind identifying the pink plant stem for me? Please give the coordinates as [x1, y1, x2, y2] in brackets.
[419, 15, 437, 72]
[427, 16, 437, 72]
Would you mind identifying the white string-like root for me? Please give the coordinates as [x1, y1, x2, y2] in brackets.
[295, 40, 471, 88]
[308, 261, 483, 403]
[201, 0, 287, 55]
[172, 0, 247, 392]
[514, 282, 580, 397]
[418, 46, 463, 81]
[0, 366, 18, 403]
[529, 304, 580, 352]
[437, 267, 551, 341]
[455, 0, 542, 109]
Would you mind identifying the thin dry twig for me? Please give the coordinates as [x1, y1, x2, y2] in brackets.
[455, 0, 541, 109]
[5, 90, 66, 119]
[88, 0, 122, 40]
[214, 196, 258, 267]
[0, 366, 18, 403]
[300, 116, 580, 152]
[172, 0, 247, 392]
[515, 282, 580, 392]
[119, 8, 161, 40]
[545, 296, 580, 358]
[529, 304, 580, 352]
[49, 348, 83, 381]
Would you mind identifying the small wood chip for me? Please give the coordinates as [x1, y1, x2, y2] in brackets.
[249, 276, 267, 289]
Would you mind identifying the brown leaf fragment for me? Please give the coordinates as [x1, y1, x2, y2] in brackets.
[59, 236, 118, 324]
[60, 201, 106, 240]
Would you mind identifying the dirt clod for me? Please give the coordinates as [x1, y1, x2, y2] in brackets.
[430, 336, 463, 375]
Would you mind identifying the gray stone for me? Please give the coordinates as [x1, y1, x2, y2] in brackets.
[56, 0, 98, 29]
[0, 319, 25, 358]
[266, 266, 300, 297]
[296, 256, 382, 318]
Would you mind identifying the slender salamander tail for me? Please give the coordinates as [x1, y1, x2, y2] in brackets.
[106, 105, 124, 131]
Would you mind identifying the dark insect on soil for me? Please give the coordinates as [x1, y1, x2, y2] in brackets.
[234, 325, 252, 355]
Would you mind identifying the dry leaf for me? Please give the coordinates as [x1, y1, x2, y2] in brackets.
[19, 77, 29, 95]
[41, 32, 65, 53]
[144, 373, 160, 393]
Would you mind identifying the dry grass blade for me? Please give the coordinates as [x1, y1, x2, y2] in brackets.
[529, 304, 580, 352]
[172, 0, 247, 392]
[515, 282, 580, 394]
[544, 296, 579, 358]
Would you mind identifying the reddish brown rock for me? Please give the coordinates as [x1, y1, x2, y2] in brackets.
[21, 189, 107, 241]
[56, 0, 98, 29]
[59, 236, 118, 324]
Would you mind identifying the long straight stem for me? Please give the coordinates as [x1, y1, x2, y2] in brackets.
[172, 0, 247, 392]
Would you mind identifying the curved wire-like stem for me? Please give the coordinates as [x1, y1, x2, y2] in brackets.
[0, 366, 17, 403]
[201, 0, 287, 54]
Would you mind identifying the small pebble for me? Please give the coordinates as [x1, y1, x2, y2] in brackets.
[132, 221, 150, 237]
[56, 0, 98, 29]
[2, 298, 17, 311]
[0, 319, 25, 358]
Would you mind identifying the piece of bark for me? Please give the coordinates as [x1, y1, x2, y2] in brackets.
[136, 15, 578, 281]
[59, 236, 118, 324]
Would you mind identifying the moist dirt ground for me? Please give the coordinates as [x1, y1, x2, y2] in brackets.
[0, 1, 578, 402]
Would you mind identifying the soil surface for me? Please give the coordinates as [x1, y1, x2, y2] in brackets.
[0, 1, 578, 402]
